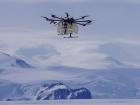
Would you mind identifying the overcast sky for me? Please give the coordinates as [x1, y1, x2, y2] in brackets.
[0, 0, 140, 40]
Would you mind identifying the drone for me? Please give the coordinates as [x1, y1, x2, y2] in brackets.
[42, 12, 93, 38]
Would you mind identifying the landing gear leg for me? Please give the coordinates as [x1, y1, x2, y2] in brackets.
[70, 33, 72, 38]
[64, 33, 78, 38]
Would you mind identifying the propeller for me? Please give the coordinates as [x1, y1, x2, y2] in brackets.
[41, 16, 49, 20]
[50, 21, 53, 24]
[87, 20, 92, 23]
[81, 15, 89, 19]
[51, 14, 57, 18]
[42, 13, 93, 27]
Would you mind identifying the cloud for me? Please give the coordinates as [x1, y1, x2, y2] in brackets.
[94, 0, 140, 4]
[0, 0, 90, 3]
[16, 44, 60, 58]
[16, 44, 61, 67]
[13, 36, 140, 69]
[115, 0, 140, 3]
[0, 0, 139, 4]
[2, 0, 138, 4]
[1, 28, 140, 69]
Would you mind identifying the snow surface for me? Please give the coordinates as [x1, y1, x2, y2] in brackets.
[1, 99, 140, 105]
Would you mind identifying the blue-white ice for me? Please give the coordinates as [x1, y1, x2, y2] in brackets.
[1, 100, 140, 105]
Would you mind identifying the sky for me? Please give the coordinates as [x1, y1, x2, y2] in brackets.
[0, 0, 140, 69]
[0, 0, 140, 40]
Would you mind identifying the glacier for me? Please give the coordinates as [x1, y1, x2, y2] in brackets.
[0, 51, 140, 100]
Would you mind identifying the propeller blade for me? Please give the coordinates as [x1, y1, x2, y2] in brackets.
[51, 14, 64, 20]
[75, 15, 89, 20]
[87, 20, 92, 23]
[51, 14, 57, 18]
[41, 16, 47, 19]
[41, 16, 50, 21]
[54, 22, 57, 24]
[81, 15, 89, 19]
[76, 22, 87, 26]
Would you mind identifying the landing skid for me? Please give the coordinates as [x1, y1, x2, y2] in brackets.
[63, 33, 78, 38]
[64, 36, 78, 38]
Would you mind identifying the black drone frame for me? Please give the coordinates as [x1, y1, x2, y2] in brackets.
[42, 12, 93, 38]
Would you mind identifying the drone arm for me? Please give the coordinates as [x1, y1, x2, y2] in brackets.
[75, 22, 91, 26]
[75, 20, 92, 23]
[52, 17, 64, 20]
[76, 19, 93, 26]
[75, 15, 89, 20]
[41, 16, 62, 21]
[76, 19, 92, 22]
[51, 15, 64, 20]
[76, 22, 87, 26]
[42, 16, 63, 24]
[76, 20, 93, 26]
[75, 17, 84, 21]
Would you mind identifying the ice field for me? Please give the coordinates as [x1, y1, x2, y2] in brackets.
[1, 100, 140, 105]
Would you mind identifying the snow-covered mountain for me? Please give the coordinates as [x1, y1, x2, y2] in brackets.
[0, 52, 32, 69]
[0, 40, 140, 100]
[0, 81, 92, 101]
[48, 66, 140, 99]
[36, 83, 92, 100]
[1, 66, 140, 100]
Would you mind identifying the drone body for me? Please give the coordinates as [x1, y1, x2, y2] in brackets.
[42, 12, 92, 38]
